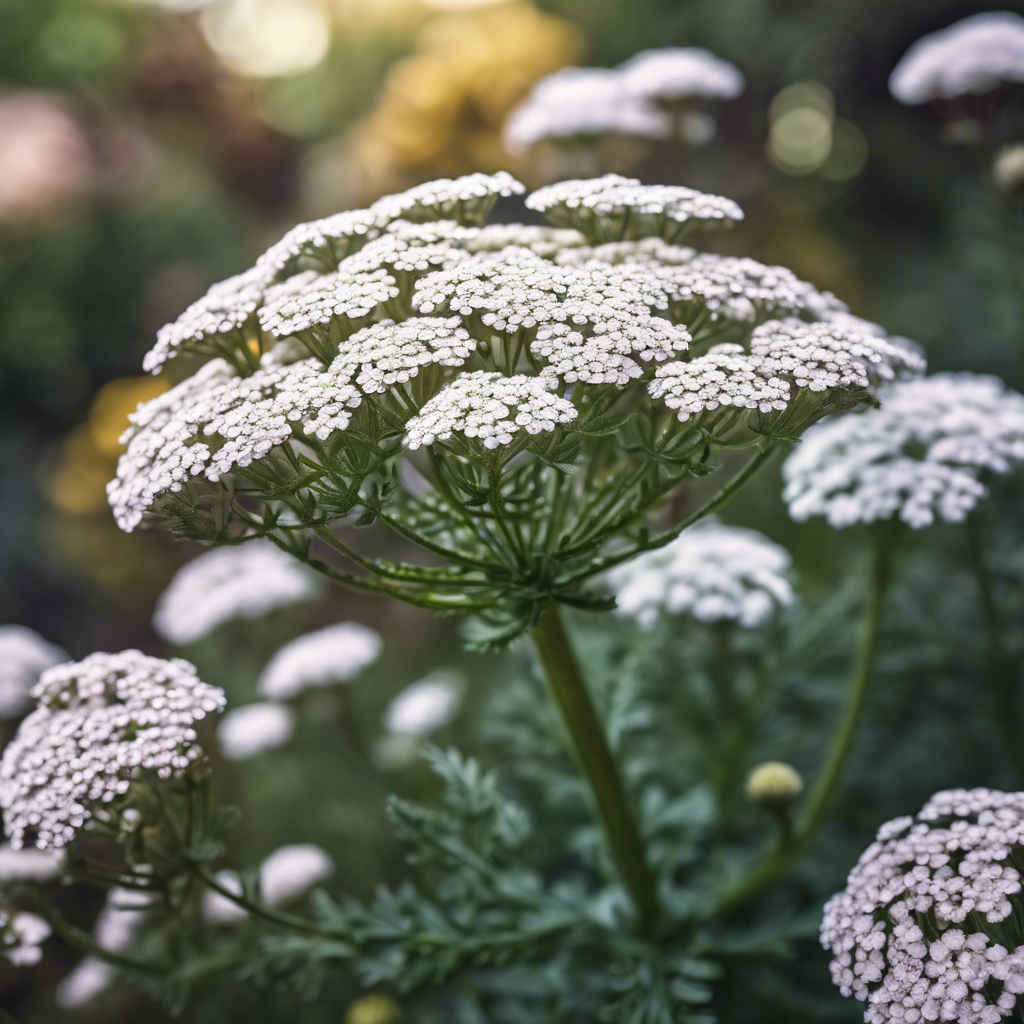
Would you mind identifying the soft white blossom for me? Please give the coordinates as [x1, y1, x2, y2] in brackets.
[0, 625, 67, 719]
[405, 371, 578, 450]
[1, 909, 50, 966]
[256, 208, 383, 277]
[606, 519, 794, 629]
[204, 844, 334, 924]
[369, 172, 524, 225]
[383, 672, 463, 737]
[217, 702, 295, 761]
[526, 175, 744, 244]
[503, 68, 669, 155]
[783, 373, 1024, 529]
[144, 265, 274, 374]
[0, 844, 62, 884]
[822, 789, 1024, 1024]
[56, 957, 117, 1008]
[153, 542, 322, 644]
[0, 651, 224, 849]
[889, 12, 1024, 105]
[618, 47, 744, 103]
[257, 622, 382, 700]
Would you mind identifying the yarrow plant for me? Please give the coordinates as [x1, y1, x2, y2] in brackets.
[822, 789, 1024, 1024]
[98, 170, 922, 937]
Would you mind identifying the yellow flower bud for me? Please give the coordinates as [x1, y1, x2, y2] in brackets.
[745, 761, 803, 811]
[345, 994, 402, 1024]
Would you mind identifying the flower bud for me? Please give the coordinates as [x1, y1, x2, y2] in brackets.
[745, 761, 803, 811]
[345, 994, 403, 1024]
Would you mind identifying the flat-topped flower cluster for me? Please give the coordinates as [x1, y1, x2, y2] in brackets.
[0, 651, 224, 849]
[783, 373, 1024, 529]
[108, 172, 922, 562]
[822, 789, 1024, 1024]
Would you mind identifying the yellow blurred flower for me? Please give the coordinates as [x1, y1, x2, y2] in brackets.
[345, 0, 581, 199]
[48, 376, 167, 516]
[344, 993, 403, 1024]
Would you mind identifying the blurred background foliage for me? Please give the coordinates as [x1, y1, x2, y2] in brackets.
[1, 0, 1023, 1020]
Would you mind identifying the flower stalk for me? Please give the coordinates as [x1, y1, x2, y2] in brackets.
[531, 603, 657, 930]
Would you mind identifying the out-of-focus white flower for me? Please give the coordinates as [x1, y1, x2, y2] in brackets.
[383, 672, 463, 737]
[0, 652, 224, 849]
[0, 909, 50, 966]
[503, 67, 669, 155]
[606, 519, 794, 629]
[56, 957, 117, 1009]
[994, 143, 1024, 193]
[0, 625, 67, 719]
[618, 47, 744, 103]
[783, 373, 1024, 529]
[204, 844, 334, 924]
[889, 11, 1024, 105]
[257, 622, 382, 699]
[216, 702, 295, 760]
[0, 845, 62, 884]
[153, 541, 322, 644]
[822, 789, 1024, 1024]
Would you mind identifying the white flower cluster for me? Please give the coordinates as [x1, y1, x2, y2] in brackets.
[0, 844, 62, 884]
[384, 671, 463, 737]
[143, 266, 272, 374]
[204, 844, 334, 924]
[619, 48, 745, 103]
[503, 49, 743, 155]
[405, 371, 577, 450]
[649, 343, 789, 421]
[0, 624, 67, 719]
[257, 622, 382, 700]
[153, 541, 322, 644]
[0, 908, 50, 966]
[111, 173, 922, 538]
[527, 175, 744, 244]
[216, 701, 295, 760]
[504, 68, 669, 155]
[822, 788, 1024, 1024]
[0, 651, 225, 849]
[783, 373, 1024, 529]
[606, 519, 794, 629]
[889, 12, 1024, 105]
[56, 887, 153, 1008]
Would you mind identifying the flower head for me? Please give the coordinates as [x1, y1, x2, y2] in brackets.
[503, 68, 669, 155]
[783, 373, 1024, 529]
[216, 702, 295, 761]
[257, 622, 382, 700]
[618, 47, 745, 103]
[203, 843, 334, 924]
[890, 12, 1024, 105]
[526, 174, 743, 244]
[822, 788, 1024, 1024]
[0, 625, 67, 719]
[384, 672, 463, 737]
[0, 845, 62, 885]
[109, 174, 921, 625]
[1, 909, 50, 966]
[606, 519, 794, 629]
[746, 762, 803, 810]
[153, 541, 322, 644]
[0, 651, 224, 849]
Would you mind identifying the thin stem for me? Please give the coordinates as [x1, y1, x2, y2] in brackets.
[44, 910, 166, 976]
[715, 531, 894, 914]
[530, 604, 657, 930]
[562, 443, 778, 586]
[965, 512, 1024, 781]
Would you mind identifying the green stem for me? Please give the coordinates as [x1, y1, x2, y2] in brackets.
[531, 604, 657, 930]
[44, 910, 166, 976]
[715, 531, 893, 914]
[965, 512, 1024, 781]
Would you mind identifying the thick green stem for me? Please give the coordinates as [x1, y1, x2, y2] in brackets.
[965, 513, 1024, 781]
[715, 532, 893, 914]
[531, 604, 657, 930]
